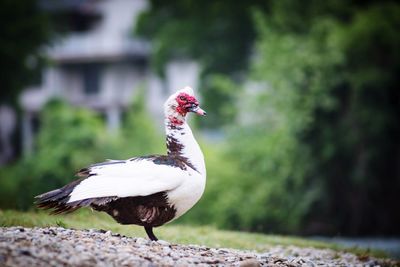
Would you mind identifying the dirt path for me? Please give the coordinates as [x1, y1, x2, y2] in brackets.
[0, 227, 397, 266]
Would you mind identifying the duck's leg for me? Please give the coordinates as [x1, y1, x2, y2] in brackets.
[144, 226, 158, 241]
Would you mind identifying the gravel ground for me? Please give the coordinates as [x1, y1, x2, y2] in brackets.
[0, 227, 398, 267]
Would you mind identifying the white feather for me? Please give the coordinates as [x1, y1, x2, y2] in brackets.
[68, 159, 191, 203]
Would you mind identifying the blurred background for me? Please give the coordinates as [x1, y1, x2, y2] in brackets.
[0, 0, 399, 253]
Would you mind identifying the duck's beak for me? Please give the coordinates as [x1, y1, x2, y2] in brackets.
[190, 105, 207, 116]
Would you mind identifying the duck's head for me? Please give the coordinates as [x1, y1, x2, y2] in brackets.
[164, 86, 206, 125]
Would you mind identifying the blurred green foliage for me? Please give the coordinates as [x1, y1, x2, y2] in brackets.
[135, 0, 268, 76]
[135, 1, 269, 128]
[220, 1, 400, 235]
[0, 100, 106, 209]
[152, 0, 400, 236]
[0, 0, 51, 106]
[0, 94, 164, 210]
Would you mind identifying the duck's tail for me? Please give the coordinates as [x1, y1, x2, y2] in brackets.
[34, 178, 86, 215]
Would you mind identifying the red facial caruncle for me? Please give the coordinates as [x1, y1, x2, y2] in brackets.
[175, 93, 199, 116]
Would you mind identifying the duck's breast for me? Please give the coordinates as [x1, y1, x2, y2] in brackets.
[166, 170, 206, 219]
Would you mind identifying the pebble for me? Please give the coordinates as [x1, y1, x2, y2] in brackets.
[0, 227, 397, 267]
[136, 237, 149, 245]
[239, 259, 261, 267]
[156, 239, 170, 246]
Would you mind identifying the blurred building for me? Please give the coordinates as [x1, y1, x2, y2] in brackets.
[15, 0, 200, 156]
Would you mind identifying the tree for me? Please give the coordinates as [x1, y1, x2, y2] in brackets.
[135, 1, 269, 127]
[0, 0, 51, 106]
[304, 2, 400, 235]
[226, 0, 400, 235]
[0, 100, 106, 209]
[0, 94, 165, 210]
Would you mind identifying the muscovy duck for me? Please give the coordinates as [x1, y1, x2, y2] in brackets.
[35, 86, 207, 241]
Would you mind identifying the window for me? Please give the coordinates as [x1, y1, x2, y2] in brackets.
[83, 64, 100, 95]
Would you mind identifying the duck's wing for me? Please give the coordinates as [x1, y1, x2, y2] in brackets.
[67, 155, 192, 203]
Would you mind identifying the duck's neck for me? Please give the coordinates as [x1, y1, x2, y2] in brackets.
[165, 118, 206, 176]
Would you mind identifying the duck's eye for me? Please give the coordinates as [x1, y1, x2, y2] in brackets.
[179, 96, 186, 101]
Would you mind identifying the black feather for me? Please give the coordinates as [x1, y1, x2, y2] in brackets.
[35, 178, 86, 214]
